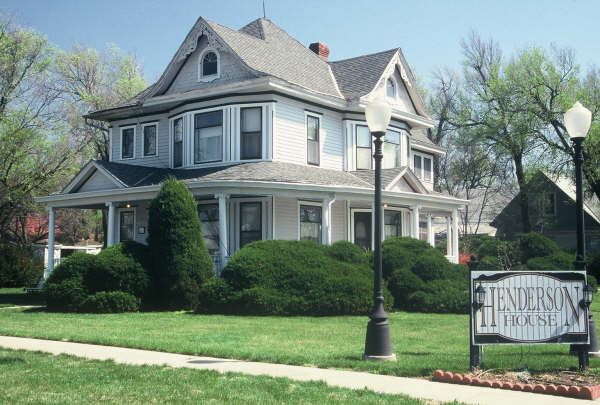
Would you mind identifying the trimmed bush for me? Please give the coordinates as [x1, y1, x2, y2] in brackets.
[519, 233, 560, 263]
[382, 237, 431, 278]
[147, 178, 214, 310]
[80, 291, 140, 313]
[197, 240, 393, 316]
[327, 241, 369, 265]
[45, 277, 87, 312]
[0, 243, 43, 287]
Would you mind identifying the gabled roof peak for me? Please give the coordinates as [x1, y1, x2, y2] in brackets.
[239, 18, 269, 40]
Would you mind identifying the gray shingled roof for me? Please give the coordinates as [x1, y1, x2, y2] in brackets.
[94, 160, 372, 189]
[329, 49, 398, 100]
[350, 167, 406, 189]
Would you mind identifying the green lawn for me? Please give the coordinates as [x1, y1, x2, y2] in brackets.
[1, 294, 599, 377]
[0, 348, 435, 404]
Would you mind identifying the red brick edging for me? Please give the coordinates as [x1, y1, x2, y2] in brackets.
[432, 369, 600, 400]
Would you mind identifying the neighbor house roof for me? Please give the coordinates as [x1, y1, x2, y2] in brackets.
[550, 173, 600, 224]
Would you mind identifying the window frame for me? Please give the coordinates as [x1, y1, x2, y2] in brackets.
[239, 201, 262, 248]
[170, 115, 185, 168]
[141, 122, 158, 158]
[119, 125, 136, 160]
[412, 151, 433, 183]
[197, 201, 220, 254]
[355, 124, 373, 170]
[306, 112, 321, 166]
[383, 129, 401, 169]
[198, 48, 220, 82]
[386, 77, 397, 99]
[193, 110, 224, 164]
[117, 209, 136, 243]
[240, 106, 263, 160]
[298, 201, 323, 243]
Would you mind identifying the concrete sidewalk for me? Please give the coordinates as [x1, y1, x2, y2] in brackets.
[0, 336, 594, 405]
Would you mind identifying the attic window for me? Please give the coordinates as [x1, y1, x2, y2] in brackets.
[386, 78, 396, 98]
[198, 49, 220, 81]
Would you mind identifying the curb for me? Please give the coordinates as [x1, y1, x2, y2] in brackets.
[432, 370, 600, 400]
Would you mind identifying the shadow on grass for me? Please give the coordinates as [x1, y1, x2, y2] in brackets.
[0, 357, 26, 365]
[0, 291, 44, 307]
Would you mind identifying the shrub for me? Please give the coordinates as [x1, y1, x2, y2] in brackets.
[519, 233, 560, 263]
[526, 251, 575, 270]
[80, 291, 140, 313]
[409, 251, 455, 282]
[587, 253, 600, 281]
[197, 240, 392, 316]
[0, 243, 43, 287]
[327, 241, 369, 265]
[147, 178, 214, 310]
[382, 237, 431, 278]
[408, 280, 469, 314]
[45, 277, 87, 312]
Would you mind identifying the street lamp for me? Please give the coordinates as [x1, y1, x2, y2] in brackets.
[363, 96, 395, 361]
[581, 284, 594, 309]
[564, 101, 598, 367]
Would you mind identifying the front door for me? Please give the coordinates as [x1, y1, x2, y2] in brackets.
[353, 211, 372, 251]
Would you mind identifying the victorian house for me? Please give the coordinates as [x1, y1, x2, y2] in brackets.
[37, 17, 466, 276]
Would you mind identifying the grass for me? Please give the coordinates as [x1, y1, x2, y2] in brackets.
[0, 348, 435, 404]
[1, 291, 600, 377]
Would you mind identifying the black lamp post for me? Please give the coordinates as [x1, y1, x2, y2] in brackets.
[363, 96, 395, 361]
[564, 101, 598, 367]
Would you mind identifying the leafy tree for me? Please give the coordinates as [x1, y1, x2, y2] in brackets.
[147, 179, 214, 309]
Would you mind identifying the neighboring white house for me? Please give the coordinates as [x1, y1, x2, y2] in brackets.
[36, 17, 467, 276]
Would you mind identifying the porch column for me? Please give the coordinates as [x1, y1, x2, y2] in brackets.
[106, 201, 116, 247]
[411, 205, 420, 239]
[452, 208, 460, 264]
[446, 216, 452, 259]
[44, 207, 55, 279]
[427, 214, 435, 247]
[216, 193, 229, 270]
[322, 196, 335, 245]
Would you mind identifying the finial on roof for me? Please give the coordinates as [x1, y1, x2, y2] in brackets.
[263, 0, 266, 18]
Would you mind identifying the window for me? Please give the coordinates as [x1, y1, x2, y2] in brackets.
[241, 107, 262, 160]
[142, 124, 157, 157]
[119, 211, 134, 242]
[240, 202, 262, 247]
[198, 204, 220, 253]
[121, 127, 135, 159]
[419, 219, 428, 241]
[384, 130, 401, 169]
[356, 125, 372, 170]
[307, 115, 320, 165]
[299, 204, 322, 243]
[386, 78, 396, 98]
[201, 51, 218, 77]
[194, 111, 223, 163]
[384, 211, 402, 239]
[413, 153, 433, 182]
[172, 117, 183, 168]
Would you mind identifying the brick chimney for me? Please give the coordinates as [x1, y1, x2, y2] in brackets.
[309, 42, 330, 61]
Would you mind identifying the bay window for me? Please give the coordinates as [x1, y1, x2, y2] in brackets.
[241, 107, 262, 160]
[356, 125, 372, 170]
[384, 130, 401, 169]
[172, 117, 183, 168]
[307, 115, 320, 165]
[299, 204, 322, 243]
[240, 202, 262, 247]
[194, 110, 223, 163]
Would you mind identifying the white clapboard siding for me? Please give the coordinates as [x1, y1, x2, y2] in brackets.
[110, 115, 171, 167]
[273, 197, 298, 240]
[77, 170, 119, 192]
[331, 200, 347, 242]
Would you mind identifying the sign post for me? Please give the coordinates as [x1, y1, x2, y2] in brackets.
[470, 270, 591, 370]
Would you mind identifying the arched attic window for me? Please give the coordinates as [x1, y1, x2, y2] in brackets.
[198, 49, 220, 82]
[386, 78, 396, 99]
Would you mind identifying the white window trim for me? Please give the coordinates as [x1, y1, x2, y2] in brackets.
[351, 121, 409, 171]
[193, 109, 225, 164]
[141, 122, 159, 158]
[382, 206, 409, 239]
[198, 48, 220, 82]
[169, 114, 185, 168]
[119, 125, 136, 160]
[349, 207, 374, 250]
[412, 151, 433, 183]
[386, 76, 398, 100]
[236, 197, 268, 251]
[305, 111, 321, 166]
[117, 208, 136, 243]
[297, 200, 323, 242]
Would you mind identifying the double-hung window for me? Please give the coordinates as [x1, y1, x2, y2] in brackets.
[356, 125, 372, 170]
[307, 115, 320, 165]
[240, 107, 262, 160]
[121, 127, 135, 159]
[194, 111, 223, 163]
[142, 124, 157, 157]
[239, 202, 262, 247]
[172, 117, 183, 168]
[413, 153, 432, 182]
[299, 204, 322, 243]
[384, 211, 402, 239]
[119, 211, 134, 242]
[384, 130, 401, 168]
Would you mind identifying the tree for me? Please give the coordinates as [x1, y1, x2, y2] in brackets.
[147, 179, 214, 309]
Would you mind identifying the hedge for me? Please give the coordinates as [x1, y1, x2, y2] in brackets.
[80, 291, 140, 313]
[196, 240, 393, 316]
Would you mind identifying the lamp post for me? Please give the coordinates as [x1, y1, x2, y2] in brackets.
[363, 96, 395, 361]
[564, 101, 598, 366]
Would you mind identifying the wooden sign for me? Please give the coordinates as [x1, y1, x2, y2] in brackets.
[470, 271, 589, 345]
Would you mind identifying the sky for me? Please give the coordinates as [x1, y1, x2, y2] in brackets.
[2, 0, 599, 87]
